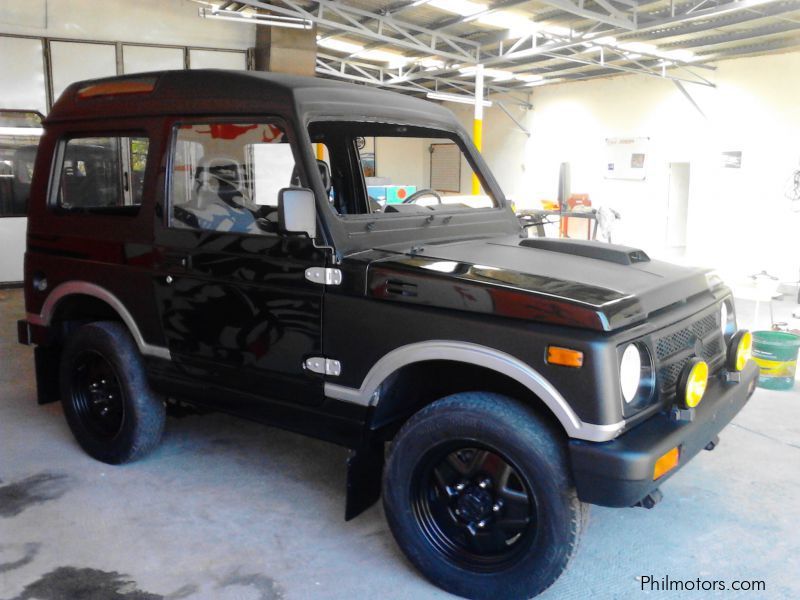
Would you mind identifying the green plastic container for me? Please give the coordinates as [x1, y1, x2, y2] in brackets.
[752, 330, 800, 391]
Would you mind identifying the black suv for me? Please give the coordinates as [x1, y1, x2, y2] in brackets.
[17, 70, 758, 600]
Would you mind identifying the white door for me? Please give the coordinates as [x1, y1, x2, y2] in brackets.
[0, 36, 47, 284]
[666, 162, 690, 249]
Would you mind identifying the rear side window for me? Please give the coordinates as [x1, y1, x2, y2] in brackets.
[56, 136, 149, 211]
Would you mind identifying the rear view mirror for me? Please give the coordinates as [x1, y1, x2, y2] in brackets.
[278, 187, 317, 238]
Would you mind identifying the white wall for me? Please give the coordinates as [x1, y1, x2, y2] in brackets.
[375, 137, 429, 188]
[444, 51, 800, 283]
[0, 0, 255, 49]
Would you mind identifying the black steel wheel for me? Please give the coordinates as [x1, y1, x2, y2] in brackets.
[412, 444, 538, 572]
[60, 321, 165, 464]
[383, 392, 586, 600]
[69, 350, 126, 440]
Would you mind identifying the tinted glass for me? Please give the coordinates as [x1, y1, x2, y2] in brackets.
[57, 136, 149, 211]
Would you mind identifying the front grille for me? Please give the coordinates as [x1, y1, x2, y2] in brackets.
[653, 308, 725, 400]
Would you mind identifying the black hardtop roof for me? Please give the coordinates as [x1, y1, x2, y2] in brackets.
[47, 69, 462, 131]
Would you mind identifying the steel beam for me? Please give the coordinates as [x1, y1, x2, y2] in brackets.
[205, 0, 793, 92]
[534, 0, 638, 29]
[315, 52, 533, 105]
[236, 0, 481, 62]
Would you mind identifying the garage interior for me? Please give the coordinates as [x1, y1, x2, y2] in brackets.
[1, 0, 799, 598]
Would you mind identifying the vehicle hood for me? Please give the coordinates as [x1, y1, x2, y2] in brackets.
[366, 235, 717, 332]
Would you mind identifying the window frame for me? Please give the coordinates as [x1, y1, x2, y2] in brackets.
[164, 116, 307, 237]
[48, 131, 151, 216]
[0, 109, 45, 219]
[309, 121, 501, 221]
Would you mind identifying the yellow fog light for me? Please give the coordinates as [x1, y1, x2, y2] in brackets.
[678, 358, 708, 409]
[653, 447, 680, 480]
[727, 329, 752, 372]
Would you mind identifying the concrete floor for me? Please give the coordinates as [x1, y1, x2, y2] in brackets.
[1, 287, 799, 600]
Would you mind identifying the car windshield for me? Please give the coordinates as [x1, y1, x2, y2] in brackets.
[307, 121, 498, 217]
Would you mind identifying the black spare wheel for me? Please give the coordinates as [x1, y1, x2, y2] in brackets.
[382, 392, 586, 600]
[60, 321, 165, 464]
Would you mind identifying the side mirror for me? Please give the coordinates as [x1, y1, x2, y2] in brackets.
[278, 187, 317, 238]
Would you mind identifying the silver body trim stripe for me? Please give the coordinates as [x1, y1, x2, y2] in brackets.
[27, 281, 171, 360]
[324, 340, 626, 443]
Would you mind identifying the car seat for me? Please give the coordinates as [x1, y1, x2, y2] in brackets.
[176, 157, 259, 234]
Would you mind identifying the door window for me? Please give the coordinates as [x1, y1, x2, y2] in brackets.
[56, 136, 149, 211]
[169, 122, 297, 235]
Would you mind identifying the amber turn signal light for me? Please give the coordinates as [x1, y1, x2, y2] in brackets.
[653, 447, 680, 480]
[546, 346, 584, 368]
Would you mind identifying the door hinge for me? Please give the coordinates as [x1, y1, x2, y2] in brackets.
[304, 357, 342, 376]
[305, 267, 342, 286]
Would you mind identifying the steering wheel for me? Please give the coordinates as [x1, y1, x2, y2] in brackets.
[402, 188, 442, 204]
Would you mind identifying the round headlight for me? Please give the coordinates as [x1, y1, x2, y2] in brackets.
[679, 358, 709, 408]
[620, 344, 642, 403]
[720, 302, 728, 335]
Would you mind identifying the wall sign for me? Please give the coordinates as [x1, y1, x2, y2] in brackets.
[605, 137, 649, 181]
[721, 151, 742, 169]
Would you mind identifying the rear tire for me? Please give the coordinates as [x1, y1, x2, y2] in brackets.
[382, 392, 585, 600]
[59, 321, 165, 464]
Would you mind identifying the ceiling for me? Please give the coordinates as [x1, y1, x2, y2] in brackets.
[197, 0, 800, 103]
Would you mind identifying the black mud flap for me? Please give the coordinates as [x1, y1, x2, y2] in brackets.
[345, 443, 384, 521]
[34, 345, 61, 405]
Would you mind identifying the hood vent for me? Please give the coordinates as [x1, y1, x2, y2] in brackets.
[519, 238, 650, 266]
[385, 279, 418, 297]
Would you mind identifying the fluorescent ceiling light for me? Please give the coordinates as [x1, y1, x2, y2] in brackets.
[514, 73, 543, 83]
[618, 41, 657, 54]
[427, 92, 492, 107]
[429, 0, 487, 17]
[319, 38, 409, 66]
[477, 11, 538, 38]
[540, 24, 571, 37]
[459, 66, 514, 81]
[593, 36, 617, 45]
[199, 7, 312, 30]
[524, 77, 563, 87]
[356, 49, 409, 66]
[0, 127, 43, 136]
[318, 38, 365, 54]
[418, 57, 446, 70]
[660, 49, 696, 62]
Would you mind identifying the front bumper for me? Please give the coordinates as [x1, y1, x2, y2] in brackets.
[569, 361, 759, 507]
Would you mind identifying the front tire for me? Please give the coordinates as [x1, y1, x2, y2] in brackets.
[382, 392, 585, 600]
[59, 321, 166, 464]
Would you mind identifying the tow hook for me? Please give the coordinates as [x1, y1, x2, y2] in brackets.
[634, 488, 663, 509]
[704, 435, 720, 451]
